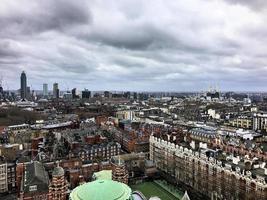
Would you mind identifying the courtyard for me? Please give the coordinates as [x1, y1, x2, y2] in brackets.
[130, 181, 183, 200]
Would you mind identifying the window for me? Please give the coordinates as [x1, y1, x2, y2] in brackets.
[29, 185, 37, 191]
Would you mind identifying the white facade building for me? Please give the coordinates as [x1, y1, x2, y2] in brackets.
[0, 161, 8, 193]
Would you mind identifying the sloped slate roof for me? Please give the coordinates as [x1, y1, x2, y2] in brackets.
[23, 161, 49, 193]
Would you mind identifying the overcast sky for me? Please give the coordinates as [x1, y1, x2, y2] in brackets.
[0, 0, 267, 92]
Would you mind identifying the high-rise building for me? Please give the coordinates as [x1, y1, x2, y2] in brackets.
[63, 91, 72, 99]
[43, 83, 48, 97]
[72, 88, 79, 99]
[26, 86, 31, 100]
[20, 71, 27, 100]
[133, 92, 137, 100]
[82, 89, 91, 99]
[53, 83, 59, 99]
[123, 91, 131, 99]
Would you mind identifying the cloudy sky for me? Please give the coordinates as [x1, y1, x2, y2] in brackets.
[0, 0, 267, 91]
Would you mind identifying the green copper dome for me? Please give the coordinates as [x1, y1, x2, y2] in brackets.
[70, 180, 133, 200]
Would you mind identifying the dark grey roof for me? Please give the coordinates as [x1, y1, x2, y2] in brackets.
[0, 194, 17, 200]
[23, 161, 49, 193]
[17, 156, 31, 164]
[189, 128, 216, 138]
[251, 168, 266, 178]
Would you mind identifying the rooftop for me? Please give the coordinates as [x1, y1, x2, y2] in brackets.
[70, 180, 133, 200]
[52, 166, 65, 176]
[92, 170, 112, 180]
[23, 161, 49, 193]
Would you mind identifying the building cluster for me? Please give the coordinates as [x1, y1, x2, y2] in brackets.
[150, 135, 267, 199]
[2, 72, 267, 199]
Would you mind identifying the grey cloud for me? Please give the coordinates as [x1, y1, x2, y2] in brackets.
[86, 24, 176, 50]
[0, 0, 267, 91]
[112, 57, 146, 68]
[0, 40, 22, 58]
[0, 0, 91, 36]
[224, 0, 267, 10]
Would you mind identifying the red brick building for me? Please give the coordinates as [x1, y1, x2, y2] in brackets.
[48, 164, 68, 200]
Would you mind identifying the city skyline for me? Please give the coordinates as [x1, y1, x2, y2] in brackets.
[1, 0, 267, 91]
[1, 1, 267, 200]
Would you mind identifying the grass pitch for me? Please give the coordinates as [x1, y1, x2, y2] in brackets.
[130, 181, 181, 200]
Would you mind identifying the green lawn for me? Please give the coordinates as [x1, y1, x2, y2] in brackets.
[130, 181, 180, 200]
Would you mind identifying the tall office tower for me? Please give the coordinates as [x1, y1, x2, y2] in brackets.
[53, 83, 59, 99]
[20, 71, 27, 100]
[43, 83, 48, 97]
[26, 86, 31, 100]
[82, 89, 91, 99]
[72, 88, 78, 99]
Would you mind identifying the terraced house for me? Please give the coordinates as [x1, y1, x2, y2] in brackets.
[150, 135, 267, 200]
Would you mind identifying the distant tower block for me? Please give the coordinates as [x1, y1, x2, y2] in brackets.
[20, 71, 27, 100]
[43, 83, 48, 97]
[111, 156, 128, 184]
[53, 83, 59, 98]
